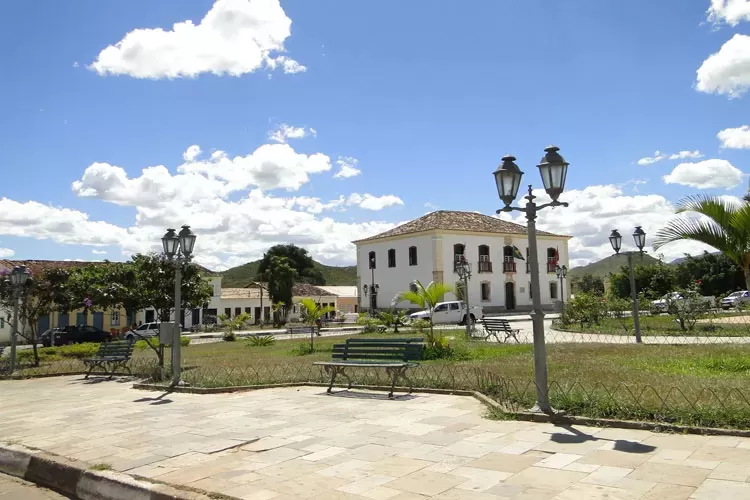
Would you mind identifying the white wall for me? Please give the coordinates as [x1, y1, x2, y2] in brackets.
[357, 234, 437, 311]
[357, 232, 569, 313]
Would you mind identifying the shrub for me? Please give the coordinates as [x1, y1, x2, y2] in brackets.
[134, 338, 160, 350]
[357, 315, 385, 334]
[566, 292, 607, 329]
[410, 319, 431, 333]
[180, 336, 191, 347]
[248, 335, 275, 347]
[16, 349, 60, 363]
[58, 343, 100, 359]
[424, 336, 451, 360]
[223, 331, 237, 342]
[291, 342, 314, 356]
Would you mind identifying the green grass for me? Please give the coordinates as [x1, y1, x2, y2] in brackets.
[89, 463, 112, 471]
[553, 313, 750, 337]
[8, 329, 750, 429]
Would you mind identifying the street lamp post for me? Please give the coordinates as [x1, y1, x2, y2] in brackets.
[555, 265, 568, 307]
[455, 256, 473, 338]
[493, 146, 570, 415]
[161, 225, 197, 386]
[608, 226, 646, 344]
[7, 265, 31, 373]
[363, 254, 379, 317]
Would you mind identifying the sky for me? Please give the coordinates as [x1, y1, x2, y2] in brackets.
[1, 0, 749, 270]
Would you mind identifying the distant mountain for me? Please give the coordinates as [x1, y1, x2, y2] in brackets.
[568, 253, 660, 279]
[221, 260, 358, 288]
[670, 252, 720, 265]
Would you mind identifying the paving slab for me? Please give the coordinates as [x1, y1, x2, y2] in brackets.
[2, 375, 750, 499]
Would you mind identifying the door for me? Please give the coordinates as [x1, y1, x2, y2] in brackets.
[192, 308, 200, 326]
[76, 312, 86, 326]
[263, 306, 270, 322]
[145, 310, 155, 323]
[58, 313, 69, 328]
[93, 312, 104, 330]
[37, 314, 50, 335]
[448, 302, 461, 322]
[432, 303, 450, 323]
[505, 282, 516, 310]
[254, 307, 261, 324]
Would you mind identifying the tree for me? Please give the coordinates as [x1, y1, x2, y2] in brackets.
[257, 244, 324, 285]
[570, 273, 605, 295]
[609, 261, 675, 300]
[674, 251, 745, 296]
[297, 298, 335, 352]
[654, 195, 750, 290]
[218, 312, 251, 341]
[398, 280, 454, 346]
[267, 256, 297, 326]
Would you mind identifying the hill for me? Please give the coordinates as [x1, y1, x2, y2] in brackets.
[568, 253, 660, 279]
[220, 260, 357, 288]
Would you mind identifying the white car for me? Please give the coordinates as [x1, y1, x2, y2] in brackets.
[721, 291, 750, 309]
[650, 292, 716, 314]
[409, 301, 483, 325]
[124, 322, 160, 341]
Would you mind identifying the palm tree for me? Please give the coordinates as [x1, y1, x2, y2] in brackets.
[298, 298, 336, 352]
[398, 280, 454, 345]
[654, 195, 750, 289]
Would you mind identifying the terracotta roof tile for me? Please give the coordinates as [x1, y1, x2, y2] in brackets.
[353, 210, 568, 243]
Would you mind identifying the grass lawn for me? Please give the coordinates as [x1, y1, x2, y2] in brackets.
[7, 330, 750, 428]
[553, 313, 750, 337]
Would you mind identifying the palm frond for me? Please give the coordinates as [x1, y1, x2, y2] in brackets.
[652, 215, 736, 260]
[674, 195, 739, 232]
[399, 291, 426, 308]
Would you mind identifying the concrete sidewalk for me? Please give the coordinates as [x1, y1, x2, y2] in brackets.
[2, 376, 750, 499]
[0, 473, 70, 499]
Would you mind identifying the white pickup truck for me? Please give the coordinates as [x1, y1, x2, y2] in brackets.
[408, 301, 483, 325]
[650, 292, 716, 314]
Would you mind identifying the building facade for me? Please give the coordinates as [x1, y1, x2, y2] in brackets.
[353, 210, 571, 313]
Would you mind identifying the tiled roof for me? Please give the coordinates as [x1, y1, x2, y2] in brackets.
[353, 210, 568, 243]
[317, 286, 359, 297]
[221, 288, 269, 300]
[292, 283, 335, 297]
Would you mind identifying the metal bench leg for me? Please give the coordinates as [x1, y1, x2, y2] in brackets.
[324, 365, 341, 393]
[85, 361, 102, 379]
[512, 330, 521, 344]
[400, 368, 414, 394]
[340, 368, 354, 389]
[386, 366, 405, 399]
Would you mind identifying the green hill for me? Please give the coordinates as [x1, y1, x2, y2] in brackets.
[568, 253, 660, 279]
[221, 260, 357, 288]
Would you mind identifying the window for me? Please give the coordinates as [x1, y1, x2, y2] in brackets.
[368, 251, 376, 269]
[547, 248, 558, 273]
[550, 282, 558, 300]
[388, 248, 396, 268]
[111, 311, 120, 326]
[137, 324, 148, 331]
[529, 282, 533, 299]
[449, 302, 460, 310]
[434, 304, 448, 312]
[453, 244, 465, 271]
[409, 246, 418, 266]
[235, 307, 241, 317]
[503, 246, 516, 273]
[478, 245, 491, 272]
[481, 282, 491, 301]
[224, 307, 231, 317]
[145, 310, 155, 323]
[244, 307, 252, 314]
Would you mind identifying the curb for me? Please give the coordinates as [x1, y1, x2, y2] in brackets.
[0, 444, 217, 500]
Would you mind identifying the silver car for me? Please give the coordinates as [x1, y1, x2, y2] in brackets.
[721, 291, 749, 309]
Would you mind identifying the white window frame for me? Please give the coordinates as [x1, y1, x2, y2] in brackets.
[111, 311, 120, 326]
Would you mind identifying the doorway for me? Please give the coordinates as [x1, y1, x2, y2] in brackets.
[505, 282, 516, 310]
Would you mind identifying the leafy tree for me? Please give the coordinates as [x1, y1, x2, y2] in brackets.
[398, 280, 454, 346]
[257, 244, 324, 285]
[674, 251, 745, 296]
[379, 309, 409, 333]
[218, 312, 251, 341]
[609, 260, 675, 300]
[570, 273, 605, 295]
[271, 300, 286, 328]
[654, 195, 750, 290]
[297, 298, 335, 352]
[267, 256, 297, 325]
[565, 292, 607, 329]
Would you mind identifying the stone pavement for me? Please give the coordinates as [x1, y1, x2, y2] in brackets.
[0, 472, 70, 499]
[3, 377, 750, 499]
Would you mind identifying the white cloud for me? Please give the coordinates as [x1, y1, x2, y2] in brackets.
[669, 150, 703, 160]
[707, 0, 750, 26]
[498, 185, 717, 267]
[696, 34, 750, 98]
[663, 159, 743, 189]
[92, 249, 107, 255]
[89, 0, 305, 79]
[636, 151, 665, 165]
[333, 156, 361, 179]
[268, 124, 313, 143]
[346, 193, 403, 211]
[0, 248, 14, 259]
[718, 125, 750, 149]
[182, 145, 201, 162]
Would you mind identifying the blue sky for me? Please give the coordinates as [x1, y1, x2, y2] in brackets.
[1, 0, 749, 269]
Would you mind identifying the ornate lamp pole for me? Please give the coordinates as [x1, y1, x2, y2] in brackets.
[455, 255, 473, 338]
[362, 253, 379, 317]
[555, 265, 568, 307]
[608, 226, 646, 344]
[161, 225, 197, 386]
[6, 265, 31, 373]
[493, 146, 570, 415]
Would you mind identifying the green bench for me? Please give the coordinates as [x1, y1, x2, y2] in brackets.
[83, 340, 135, 379]
[314, 337, 424, 398]
[286, 325, 317, 336]
[479, 318, 521, 343]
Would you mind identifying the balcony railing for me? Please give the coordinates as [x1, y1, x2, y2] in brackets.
[547, 262, 557, 273]
[503, 259, 516, 273]
[478, 261, 493, 273]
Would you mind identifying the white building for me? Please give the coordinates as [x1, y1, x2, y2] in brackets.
[353, 210, 571, 313]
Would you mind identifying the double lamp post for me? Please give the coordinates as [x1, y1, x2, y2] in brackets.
[608, 227, 647, 344]
[492, 145, 569, 415]
[5, 265, 31, 373]
[161, 225, 197, 386]
[455, 256, 473, 338]
[363, 253, 379, 316]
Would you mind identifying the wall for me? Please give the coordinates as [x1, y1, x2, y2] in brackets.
[357, 234, 437, 312]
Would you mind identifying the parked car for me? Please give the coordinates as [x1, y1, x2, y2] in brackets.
[52, 325, 112, 345]
[40, 328, 66, 347]
[408, 300, 483, 325]
[721, 291, 750, 309]
[650, 292, 716, 314]
[123, 322, 184, 341]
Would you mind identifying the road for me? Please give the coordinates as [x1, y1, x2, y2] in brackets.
[0, 473, 70, 499]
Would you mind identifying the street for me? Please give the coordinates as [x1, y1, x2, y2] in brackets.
[0, 473, 70, 499]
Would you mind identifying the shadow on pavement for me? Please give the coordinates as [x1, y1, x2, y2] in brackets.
[320, 390, 419, 401]
[133, 392, 173, 405]
[549, 424, 656, 454]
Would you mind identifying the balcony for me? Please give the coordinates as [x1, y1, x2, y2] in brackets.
[526, 262, 531, 273]
[503, 259, 516, 273]
[478, 261, 493, 273]
[547, 262, 557, 273]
